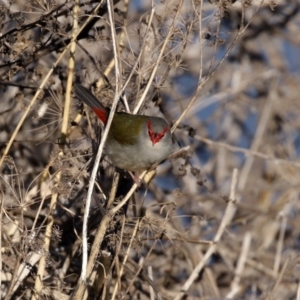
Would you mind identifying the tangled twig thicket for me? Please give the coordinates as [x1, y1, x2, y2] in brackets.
[1, 0, 300, 299]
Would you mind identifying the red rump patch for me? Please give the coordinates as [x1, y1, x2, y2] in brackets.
[93, 107, 107, 124]
[147, 120, 169, 145]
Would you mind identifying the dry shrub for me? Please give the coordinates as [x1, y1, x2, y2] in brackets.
[0, 0, 300, 299]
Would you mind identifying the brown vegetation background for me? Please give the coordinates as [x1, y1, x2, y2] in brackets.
[0, 0, 300, 299]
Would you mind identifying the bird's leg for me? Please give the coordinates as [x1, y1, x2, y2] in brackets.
[128, 171, 142, 187]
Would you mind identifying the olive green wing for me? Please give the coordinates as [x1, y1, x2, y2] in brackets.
[109, 113, 149, 146]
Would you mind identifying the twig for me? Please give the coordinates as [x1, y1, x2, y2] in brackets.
[80, 1, 120, 282]
[32, 1, 80, 297]
[226, 232, 252, 299]
[148, 266, 155, 300]
[133, 0, 184, 114]
[274, 209, 288, 275]
[171, 0, 265, 133]
[238, 79, 275, 192]
[80, 0, 122, 283]
[13, 252, 42, 297]
[264, 257, 290, 300]
[174, 168, 238, 300]
[188, 133, 300, 169]
[111, 219, 140, 300]
[73, 169, 146, 298]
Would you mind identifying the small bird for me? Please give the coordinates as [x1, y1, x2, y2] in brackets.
[74, 84, 175, 173]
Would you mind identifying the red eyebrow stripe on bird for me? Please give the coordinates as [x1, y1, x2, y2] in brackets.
[93, 107, 107, 124]
[147, 121, 169, 144]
